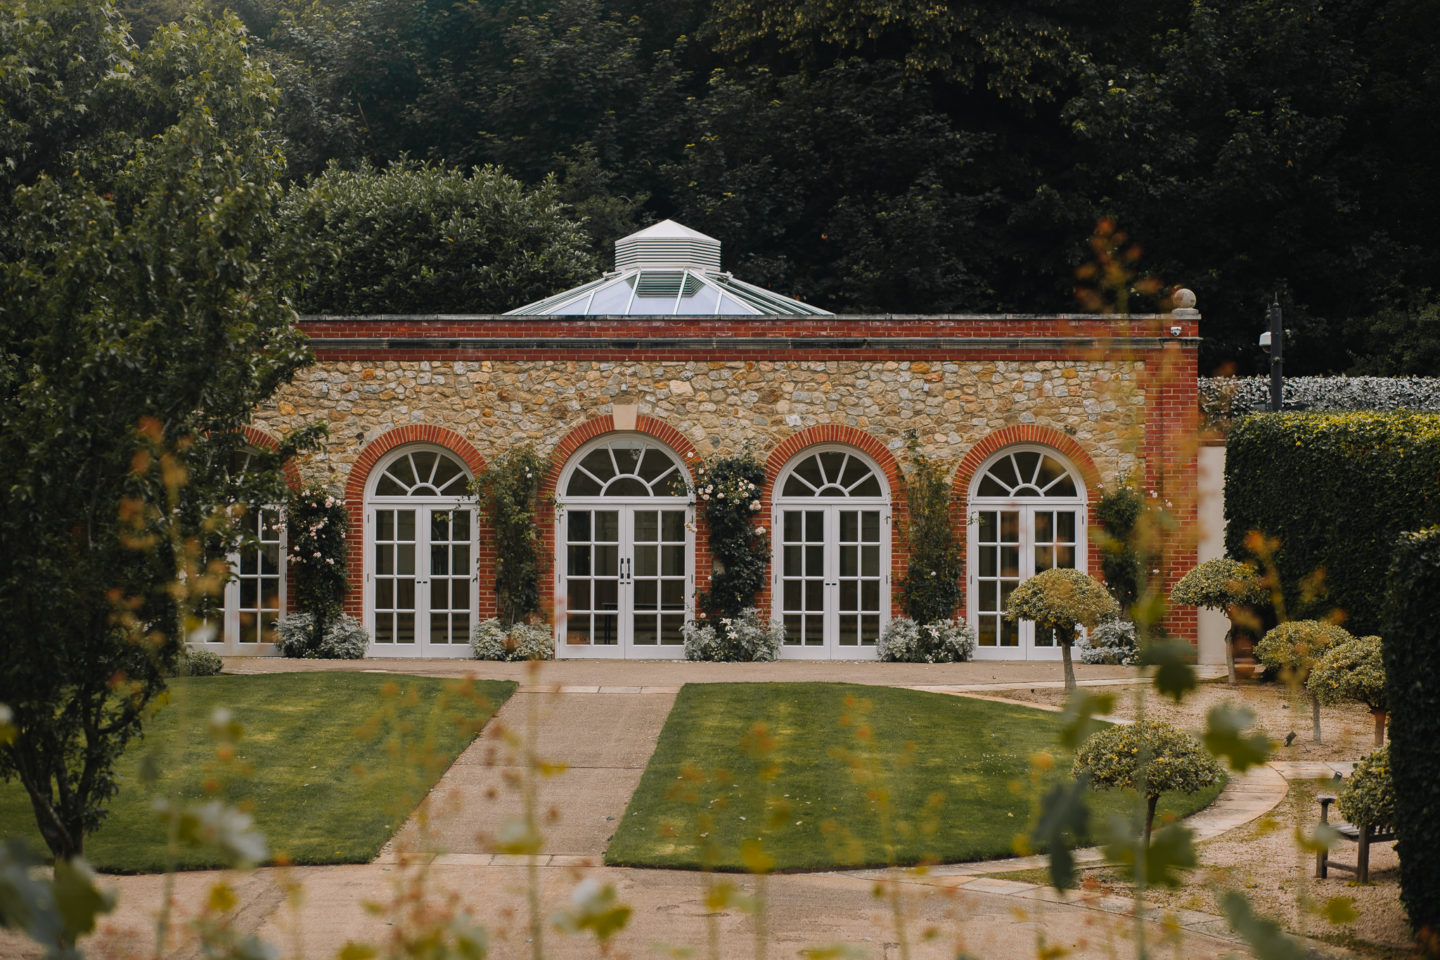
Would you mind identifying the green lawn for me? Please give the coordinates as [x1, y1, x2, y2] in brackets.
[0, 673, 515, 873]
[605, 683, 1225, 871]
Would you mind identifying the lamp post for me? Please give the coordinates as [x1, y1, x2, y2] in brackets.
[1259, 296, 1284, 412]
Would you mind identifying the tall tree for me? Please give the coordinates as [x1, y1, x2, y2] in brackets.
[0, 1, 310, 860]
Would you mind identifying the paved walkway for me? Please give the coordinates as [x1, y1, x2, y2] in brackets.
[64, 659, 1363, 960]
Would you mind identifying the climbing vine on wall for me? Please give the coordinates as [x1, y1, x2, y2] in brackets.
[696, 453, 769, 620]
[286, 485, 349, 649]
[898, 449, 962, 623]
[474, 445, 546, 624]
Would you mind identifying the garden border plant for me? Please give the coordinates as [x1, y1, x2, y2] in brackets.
[896, 445, 961, 624]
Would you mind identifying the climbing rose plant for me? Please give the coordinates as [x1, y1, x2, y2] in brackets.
[897, 449, 962, 623]
[285, 486, 348, 653]
[474, 445, 546, 624]
[696, 453, 769, 620]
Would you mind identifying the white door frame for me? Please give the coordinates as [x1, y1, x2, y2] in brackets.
[555, 435, 694, 659]
[363, 445, 477, 658]
[966, 444, 1087, 661]
[771, 445, 891, 660]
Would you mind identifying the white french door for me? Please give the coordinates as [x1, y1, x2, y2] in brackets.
[559, 505, 692, 658]
[775, 505, 887, 660]
[967, 446, 1088, 661]
[367, 504, 476, 657]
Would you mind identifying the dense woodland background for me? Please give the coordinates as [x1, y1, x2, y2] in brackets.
[113, 0, 1440, 374]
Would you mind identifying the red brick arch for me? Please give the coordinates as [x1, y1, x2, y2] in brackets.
[951, 424, 1105, 581]
[951, 425, 1102, 507]
[541, 414, 700, 501]
[341, 425, 487, 619]
[763, 425, 908, 618]
[239, 424, 303, 491]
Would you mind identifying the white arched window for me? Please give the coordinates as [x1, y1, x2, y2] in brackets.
[556, 435, 694, 659]
[772, 446, 890, 659]
[967, 446, 1087, 660]
[365, 446, 476, 657]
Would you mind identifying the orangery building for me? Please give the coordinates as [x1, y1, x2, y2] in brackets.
[207, 221, 1206, 662]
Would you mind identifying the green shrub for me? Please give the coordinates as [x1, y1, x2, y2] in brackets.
[1006, 567, 1118, 692]
[1337, 744, 1395, 829]
[1308, 634, 1388, 745]
[470, 619, 554, 661]
[1381, 526, 1440, 932]
[876, 617, 975, 663]
[897, 450, 961, 623]
[1094, 486, 1143, 610]
[1226, 412, 1440, 634]
[274, 613, 369, 659]
[1075, 616, 1138, 666]
[1073, 720, 1222, 843]
[175, 647, 223, 677]
[694, 454, 769, 620]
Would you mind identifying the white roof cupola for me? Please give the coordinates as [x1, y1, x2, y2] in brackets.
[506, 220, 830, 316]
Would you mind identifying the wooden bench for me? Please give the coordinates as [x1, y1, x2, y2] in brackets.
[1315, 794, 1396, 884]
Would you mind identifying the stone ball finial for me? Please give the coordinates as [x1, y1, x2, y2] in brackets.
[1171, 287, 1199, 318]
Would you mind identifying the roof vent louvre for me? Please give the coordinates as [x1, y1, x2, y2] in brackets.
[614, 220, 722, 271]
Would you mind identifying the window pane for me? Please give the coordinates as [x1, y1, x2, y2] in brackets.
[568, 545, 591, 576]
[378, 510, 394, 540]
[633, 617, 658, 645]
[839, 615, 857, 646]
[452, 579, 468, 608]
[396, 613, 415, 644]
[805, 580, 823, 611]
[818, 452, 845, 485]
[411, 451, 438, 485]
[594, 614, 618, 645]
[580, 449, 616, 481]
[634, 510, 658, 542]
[990, 456, 1020, 491]
[389, 456, 417, 490]
[595, 511, 619, 541]
[861, 546, 879, 576]
[851, 476, 882, 496]
[398, 543, 415, 576]
[1058, 512, 1076, 541]
[862, 511, 879, 541]
[606, 477, 649, 497]
[568, 614, 591, 644]
[567, 470, 603, 496]
[660, 615, 685, 644]
[661, 579, 684, 609]
[398, 510, 415, 541]
[568, 511, 591, 542]
[662, 545, 685, 576]
[634, 579, 657, 610]
[568, 579, 589, 610]
[784, 615, 802, 644]
[840, 511, 857, 541]
[1012, 451, 1041, 486]
[662, 511, 687, 541]
[635, 545, 657, 577]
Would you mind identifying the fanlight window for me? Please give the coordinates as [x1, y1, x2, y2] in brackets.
[564, 440, 684, 497]
[975, 450, 1078, 498]
[374, 449, 469, 497]
[781, 450, 883, 498]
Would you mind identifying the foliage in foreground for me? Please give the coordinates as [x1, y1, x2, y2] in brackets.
[0, 1, 311, 861]
[1382, 526, 1440, 934]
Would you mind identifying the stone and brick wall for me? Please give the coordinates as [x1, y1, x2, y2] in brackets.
[249, 312, 1202, 647]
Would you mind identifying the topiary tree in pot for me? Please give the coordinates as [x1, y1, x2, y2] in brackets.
[1006, 568, 1119, 693]
[1309, 634, 1389, 746]
[1255, 619, 1354, 744]
[1169, 558, 1266, 684]
[1074, 720, 1223, 845]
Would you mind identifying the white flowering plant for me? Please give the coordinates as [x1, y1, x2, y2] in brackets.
[1075, 616, 1139, 666]
[877, 617, 975, 662]
[285, 485, 348, 652]
[274, 612, 369, 659]
[471, 618, 554, 661]
[681, 608, 783, 662]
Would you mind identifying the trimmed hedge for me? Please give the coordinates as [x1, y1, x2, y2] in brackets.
[1200, 376, 1440, 428]
[1382, 527, 1440, 934]
[1225, 412, 1440, 634]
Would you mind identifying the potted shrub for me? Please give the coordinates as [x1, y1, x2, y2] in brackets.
[1168, 558, 1266, 684]
[1309, 634, 1388, 746]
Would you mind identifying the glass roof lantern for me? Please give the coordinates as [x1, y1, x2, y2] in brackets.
[505, 220, 831, 316]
